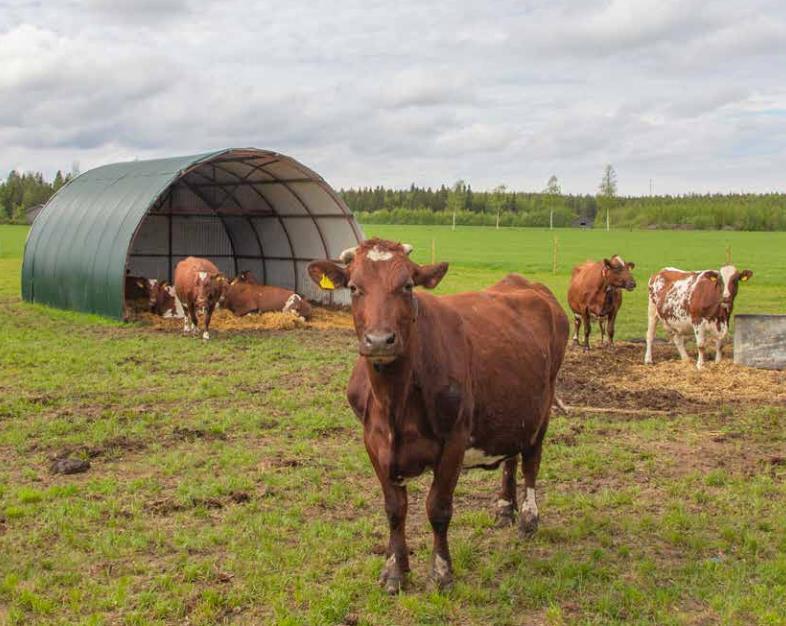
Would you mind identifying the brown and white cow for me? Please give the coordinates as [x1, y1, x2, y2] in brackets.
[224, 281, 312, 320]
[174, 257, 229, 340]
[567, 255, 636, 350]
[308, 238, 568, 593]
[148, 280, 185, 318]
[645, 265, 753, 369]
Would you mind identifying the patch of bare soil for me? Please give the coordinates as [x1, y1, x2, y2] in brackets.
[129, 304, 353, 332]
[558, 341, 786, 415]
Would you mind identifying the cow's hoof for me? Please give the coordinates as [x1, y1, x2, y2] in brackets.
[519, 514, 539, 538]
[431, 554, 453, 592]
[202, 331, 210, 341]
[494, 504, 516, 527]
[379, 555, 405, 595]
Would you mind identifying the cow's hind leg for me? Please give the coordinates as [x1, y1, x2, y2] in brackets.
[714, 336, 724, 363]
[598, 317, 607, 347]
[495, 458, 517, 527]
[519, 428, 546, 537]
[572, 314, 581, 346]
[182, 303, 193, 334]
[694, 323, 707, 369]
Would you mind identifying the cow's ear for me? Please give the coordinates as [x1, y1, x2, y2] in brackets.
[308, 260, 348, 290]
[705, 271, 720, 283]
[627, 262, 635, 270]
[413, 262, 449, 289]
[740, 269, 753, 282]
[603, 258, 613, 269]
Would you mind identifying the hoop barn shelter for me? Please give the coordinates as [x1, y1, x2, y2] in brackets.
[22, 148, 364, 319]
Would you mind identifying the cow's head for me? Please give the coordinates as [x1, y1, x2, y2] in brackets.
[233, 270, 257, 285]
[308, 238, 448, 364]
[150, 281, 181, 318]
[193, 272, 229, 312]
[603, 255, 636, 291]
[146, 279, 161, 312]
[719, 265, 752, 311]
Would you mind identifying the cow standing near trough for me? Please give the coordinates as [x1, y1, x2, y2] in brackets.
[308, 238, 569, 593]
[174, 257, 228, 340]
[645, 265, 752, 369]
[567, 256, 636, 350]
[224, 272, 312, 319]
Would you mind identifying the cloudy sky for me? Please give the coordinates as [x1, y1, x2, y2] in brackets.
[2, 0, 785, 195]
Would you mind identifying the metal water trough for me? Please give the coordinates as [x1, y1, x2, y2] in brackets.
[734, 314, 786, 370]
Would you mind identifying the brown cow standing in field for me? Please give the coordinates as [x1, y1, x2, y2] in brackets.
[567, 255, 636, 350]
[308, 238, 569, 593]
[645, 265, 752, 369]
[174, 257, 228, 340]
[224, 279, 312, 319]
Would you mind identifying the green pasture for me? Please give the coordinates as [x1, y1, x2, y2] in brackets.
[364, 225, 786, 340]
[1, 224, 785, 625]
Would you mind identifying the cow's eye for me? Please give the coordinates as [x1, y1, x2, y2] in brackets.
[348, 283, 360, 296]
[403, 281, 414, 293]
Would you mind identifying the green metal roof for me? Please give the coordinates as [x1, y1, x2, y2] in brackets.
[22, 151, 221, 318]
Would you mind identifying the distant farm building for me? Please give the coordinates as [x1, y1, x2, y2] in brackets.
[22, 148, 363, 318]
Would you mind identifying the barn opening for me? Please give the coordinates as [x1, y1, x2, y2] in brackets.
[22, 148, 363, 319]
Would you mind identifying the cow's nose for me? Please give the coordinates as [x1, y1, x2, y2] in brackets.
[364, 332, 397, 351]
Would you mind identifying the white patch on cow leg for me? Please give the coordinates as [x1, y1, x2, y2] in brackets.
[367, 246, 394, 262]
[715, 337, 723, 363]
[497, 498, 512, 508]
[173, 293, 185, 319]
[433, 554, 450, 580]
[694, 323, 706, 369]
[521, 487, 538, 519]
[645, 298, 658, 364]
[202, 330, 210, 341]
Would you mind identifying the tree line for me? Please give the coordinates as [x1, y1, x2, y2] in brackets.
[341, 168, 786, 231]
[0, 170, 70, 224]
[3, 166, 785, 231]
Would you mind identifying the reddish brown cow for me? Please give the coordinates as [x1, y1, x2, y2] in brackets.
[224, 281, 312, 319]
[308, 238, 568, 593]
[645, 265, 752, 369]
[174, 257, 228, 340]
[567, 255, 636, 350]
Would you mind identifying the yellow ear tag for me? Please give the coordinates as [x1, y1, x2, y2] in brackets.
[741, 275, 749, 281]
[709, 275, 717, 282]
[320, 274, 335, 290]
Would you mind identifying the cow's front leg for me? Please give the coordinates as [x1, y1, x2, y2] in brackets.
[582, 312, 592, 351]
[714, 336, 724, 363]
[673, 333, 690, 362]
[495, 457, 517, 527]
[427, 434, 464, 591]
[202, 304, 215, 340]
[598, 317, 607, 346]
[379, 482, 409, 594]
[694, 323, 706, 369]
[182, 302, 193, 334]
[188, 301, 200, 335]
[606, 309, 618, 348]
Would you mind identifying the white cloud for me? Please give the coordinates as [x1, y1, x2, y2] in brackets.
[0, 0, 785, 194]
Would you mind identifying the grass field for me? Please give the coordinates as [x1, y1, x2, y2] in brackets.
[365, 225, 786, 340]
[1, 224, 785, 625]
